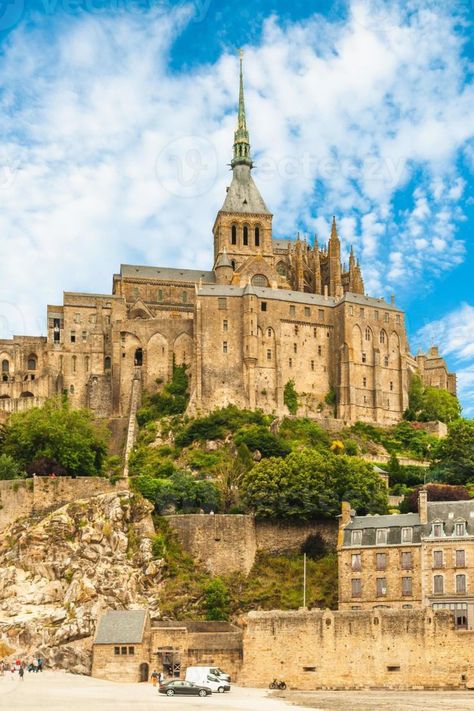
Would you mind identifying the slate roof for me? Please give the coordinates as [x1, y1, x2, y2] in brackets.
[427, 500, 474, 523]
[220, 164, 270, 215]
[94, 609, 147, 645]
[120, 265, 215, 283]
[345, 513, 420, 530]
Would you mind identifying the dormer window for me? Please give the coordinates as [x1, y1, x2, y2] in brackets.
[455, 522, 466, 537]
[401, 527, 412, 543]
[376, 529, 388, 545]
[433, 523, 443, 538]
[351, 530, 362, 546]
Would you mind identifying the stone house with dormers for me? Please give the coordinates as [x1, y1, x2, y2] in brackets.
[338, 490, 474, 629]
[0, 56, 455, 424]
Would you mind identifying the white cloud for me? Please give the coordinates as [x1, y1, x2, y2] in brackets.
[0, 1, 472, 339]
[415, 303, 474, 416]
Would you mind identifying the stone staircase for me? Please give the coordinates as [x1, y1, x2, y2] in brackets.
[123, 367, 142, 479]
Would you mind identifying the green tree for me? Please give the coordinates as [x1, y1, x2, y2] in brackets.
[234, 425, 291, 458]
[133, 471, 221, 514]
[429, 419, 474, 485]
[404, 375, 461, 423]
[1, 397, 108, 477]
[204, 577, 230, 621]
[241, 449, 387, 520]
[399, 483, 471, 513]
[0, 454, 22, 480]
[283, 380, 298, 415]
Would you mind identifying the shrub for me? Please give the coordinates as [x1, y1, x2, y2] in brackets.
[301, 533, 329, 560]
[204, 577, 230, 621]
[234, 425, 291, 458]
[278, 418, 330, 450]
[0, 454, 23, 480]
[136, 364, 189, 425]
[283, 380, 298, 415]
[175, 406, 268, 448]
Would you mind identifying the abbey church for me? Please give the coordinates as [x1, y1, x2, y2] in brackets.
[0, 58, 456, 424]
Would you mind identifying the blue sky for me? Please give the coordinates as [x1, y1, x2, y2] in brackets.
[0, 0, 473, 413]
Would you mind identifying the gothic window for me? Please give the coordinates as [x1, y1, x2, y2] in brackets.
[104, 356, 111, 370]
[255, 226, 260, 247]
[251, 274, 268, 287]
[243, 225, 249, 246]
[27, 356, 37, 371]
[364, 327, 371, 341]
[267, 328, 272, 337]
[2, 359, 9, 373]
[380, 330, 386, 344]
[231, 225, 237, 245]
[276, 261, 287, 276]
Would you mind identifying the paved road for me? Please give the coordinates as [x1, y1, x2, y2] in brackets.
[3, 671, 474, 711]
[0, 670, 307, 711]
[285, 689, 474, 711]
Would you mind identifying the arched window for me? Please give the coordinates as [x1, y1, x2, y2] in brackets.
[380, 330, 386, 344]
[243, 225, 249, 246]
[276, 261, 287, 276]
[251, 274, 268, 287]
[1, 359, 9, 373]
[27, 355, 37, 371]
[255, 226, 260, 247]
[104, 356, 111, 370]
[231, 225, 237, 245]
[365, 327, 371, 341]
[134, 348, 143, 366]
[267, 328, 272, 337]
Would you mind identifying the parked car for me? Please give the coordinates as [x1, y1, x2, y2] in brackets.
[158, 680, 212, 697]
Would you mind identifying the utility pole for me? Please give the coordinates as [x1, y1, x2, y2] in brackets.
[303, 553, 307, 608]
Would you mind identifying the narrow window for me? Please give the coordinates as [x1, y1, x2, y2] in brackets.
[293, 343, 297, 354]
[294, 325, 299, 335]
[433, 575, 444, 594]
[134, 348, 143, 366]
[374, 310, 379, 320]
[70, 331, 76, 343]
[261, 302, 267, 312]
[82, 331, 87, 342]
[313, 328, 317, 338]
[218, 298, 227, 310]
[243, 225, 248, 246]
[384, 355, 389, 367]
[433, 550, 443, 568]
[376, 578, 387, 596]
[72, 355, 77, 373]
[310, 360, 314, 371]
[267, 349, 272, 361]
[380, 330, 386, 344]
[255, 226, 260, 246]
[456, 574, 466, 594]
[376, 529, 388, 545]
[74, 312, 81, 324]
[318, 345, 322, 356]
[289, 358, 292, 368]
[351, 530, 362, 546]
[456, 550, 466, 567]
[402, 577, 413, 596]
[182, 291, 187, 304]
[158, 289, 163, 302]
[267, 328, 272, 337]
[363, 377, 367, 387]
[396, 314, 401, 323]
[121, 646, 127, 655]
[351, 554, 361, 571]
[360, 308, 365, 318]
[376, 553, 387, 571]
[104, 356, 111, 370]
[349, 306, 354, 316]
[365, 327, 371, 341]
[223, 319, 228, 332]
[390, 381, 393, 391]
[401, 552, 412, 570]
[231, 225, 237, 245]
[128, 647, 135, 655]
[361, 353, 367, 363]
[27, 356, 37, 370]
[455, 522, 466, 536]
[384, 312, 389, 322]
[2, 359, 9, 374]
[351, 579, 362, 597]
[223, 341, 228, 354]
[85, 356, 90, 372]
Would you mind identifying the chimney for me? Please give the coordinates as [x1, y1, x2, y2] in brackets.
[338, 501, 353, 548]
[419, 488, 428, 524]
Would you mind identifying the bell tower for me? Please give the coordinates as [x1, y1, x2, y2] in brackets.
[213, 51, 274, 281]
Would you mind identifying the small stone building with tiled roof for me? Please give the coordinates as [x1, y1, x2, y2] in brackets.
[92, 609, 151, 682]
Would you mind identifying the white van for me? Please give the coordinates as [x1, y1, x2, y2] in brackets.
[185, 666, 231, 692]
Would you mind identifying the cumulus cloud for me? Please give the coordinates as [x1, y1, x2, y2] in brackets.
[0, 0, 473, 339]
[415, 303, 474, 416]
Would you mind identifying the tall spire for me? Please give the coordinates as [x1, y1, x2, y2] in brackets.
[231, 50, 252, 169]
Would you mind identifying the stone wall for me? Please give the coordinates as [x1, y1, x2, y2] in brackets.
[0, 476, 123, 532]
[242, 608, 474, 690]
[92, 643, 150, 683]
[165, 515, 338, 575]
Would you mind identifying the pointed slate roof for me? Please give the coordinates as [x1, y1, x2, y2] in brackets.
[94, 609, 147, 644]
[220, 165, 270, 215]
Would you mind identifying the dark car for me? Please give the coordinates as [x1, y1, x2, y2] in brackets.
[158, 680, 212, 697]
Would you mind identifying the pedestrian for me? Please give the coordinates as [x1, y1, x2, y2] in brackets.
[19, 666, 24, 681]
[37, 657, 43, 672]
[151, 669, 158, 687]
[158, 671, 165, 685]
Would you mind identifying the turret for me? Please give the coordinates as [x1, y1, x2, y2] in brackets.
[328, 216, 343, 298]
[214, 248, 234, 284]
[313, 235, 321, 294]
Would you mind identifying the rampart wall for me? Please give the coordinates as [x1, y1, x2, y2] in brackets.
[0, 476, 122, 531]
[242, 609, 474, 689]
[165, 515, 338, 575]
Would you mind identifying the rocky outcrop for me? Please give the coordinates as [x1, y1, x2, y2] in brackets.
[0, 490, 162, 674]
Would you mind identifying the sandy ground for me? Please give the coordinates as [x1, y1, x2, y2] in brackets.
[2, 671, 474, 711]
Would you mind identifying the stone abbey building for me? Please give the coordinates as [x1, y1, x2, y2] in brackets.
[0, 58, 455, 424]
